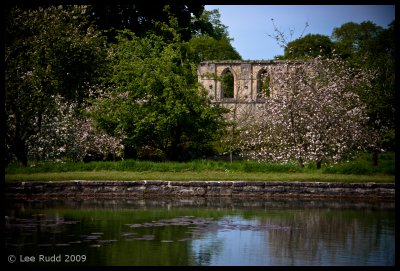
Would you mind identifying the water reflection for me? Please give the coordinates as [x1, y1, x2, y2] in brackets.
[5, 198, 395, 266]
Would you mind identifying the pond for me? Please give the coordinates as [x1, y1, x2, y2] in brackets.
[5, 198, 395, 266]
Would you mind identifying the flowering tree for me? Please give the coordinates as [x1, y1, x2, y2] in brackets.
[237, 56, 376, 168]
[5, 6, 108, 166]
[26, 95, 124, 162]
[270, 19, 395, 165]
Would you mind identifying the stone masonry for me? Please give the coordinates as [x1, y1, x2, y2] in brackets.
[197, 60, 304, 124]
[5, 181, 395, 200]
[197, 60, 303, 103]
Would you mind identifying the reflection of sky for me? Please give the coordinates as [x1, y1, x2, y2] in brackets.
[190, 215, 395, 266]
[191, 216, 272, 266]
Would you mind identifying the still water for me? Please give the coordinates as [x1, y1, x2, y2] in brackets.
[5, 198, 395, 266]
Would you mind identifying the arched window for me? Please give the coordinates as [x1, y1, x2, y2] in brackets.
[257, 70, 270, 98]
[221, 70, 234, 99]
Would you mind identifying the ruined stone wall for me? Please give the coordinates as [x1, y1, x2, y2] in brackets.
[197, 60, 304, 125]
[197, 60, 304, 102]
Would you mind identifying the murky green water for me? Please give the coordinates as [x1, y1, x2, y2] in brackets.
[5, 198, 395, 266]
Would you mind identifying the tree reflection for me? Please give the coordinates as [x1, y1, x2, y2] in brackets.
[261, 210, 394, 265]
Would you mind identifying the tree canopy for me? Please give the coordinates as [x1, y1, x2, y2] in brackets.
[238, 57, 375, 167]
[277, 20, 395, 152]
[187, 9, 242, 63]
[5, 6, 109, 166]
[331, 21, 383, 60]
[332, 21, 395, 151]
[5, 5, 239, 165]
[87, 4, 207, 42]
[283, 34, 335, 59]
[89, 23, 228, 161]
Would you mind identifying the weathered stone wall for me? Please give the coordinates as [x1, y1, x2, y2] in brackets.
[5, 181, 395, 200]
[197, 60, 303, 102]
[197, 60, 305, 124]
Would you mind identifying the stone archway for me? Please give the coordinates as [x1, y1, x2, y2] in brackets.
[197, 60, 304, 104]
[256, 68, 270, 99]
[220, 68, 235, 100]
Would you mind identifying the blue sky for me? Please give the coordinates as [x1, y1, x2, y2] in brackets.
[205, 5, 395, 60]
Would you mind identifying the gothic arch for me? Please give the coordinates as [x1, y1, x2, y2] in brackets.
[219, 67, 237, 100]
[256, 68, 270, 99]
[198, 60, 305, 103]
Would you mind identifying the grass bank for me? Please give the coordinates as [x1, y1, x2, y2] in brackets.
[5, 152, 394, 183]
[4, 170, 394, 183]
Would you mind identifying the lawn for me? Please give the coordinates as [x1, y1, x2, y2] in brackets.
[4, 170, 394, 183]
[5, 152, 394, 183]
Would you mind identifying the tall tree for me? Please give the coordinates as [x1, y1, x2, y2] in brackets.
[5, 6, 108, 166]
[282, 34, 335, 59]
[188, 36, 242, 63]
[89, 20, 227, 161]
[190, 9, 230, 39]
[87, 4, 205, 42]
[331, 21, 383, 60]
[188, 9, 241, 63]
[237, 56, 375, 167]
[332, 21, 395, 153]
[276, 20, 395, 155]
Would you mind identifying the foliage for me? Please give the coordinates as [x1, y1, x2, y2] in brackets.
[332, 21, 395, 151]
[282, 34, 335, 59]
[89, 22, 227, 161]
[187, 36, 242, 63]
[5, 6, 108, 166]
[259, 75, 270, 97]
[26, 95, 124, 163]
[87, 4, 205, 42]
[237, 56, 376, 167]
[191, 9, 230, 40]
[187, 9, 242, 63]
[221, 71, 235, 98]
[331, 21, 383, 59]
[270, 19, 395, 154]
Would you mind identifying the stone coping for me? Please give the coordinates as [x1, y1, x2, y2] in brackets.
[5, 180, 395, 200]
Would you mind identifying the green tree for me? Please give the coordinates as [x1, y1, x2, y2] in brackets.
[5, 6, 108, 166]
[276, 20, 395, 156]
[89, 23, 227, 161]
[187, 9, 241, 63]
[188, 36, 242, 62]
[87, 4, 205, 42]
[331, 21, 383, 60]
[221, 71, 234, 98]
[237, 56, 375, 167]
[190, 9, 230, 39]
[332, 21, 395, 154]
[282, 34, 335, 59]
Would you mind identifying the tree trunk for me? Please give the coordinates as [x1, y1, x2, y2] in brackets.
[298, 158, 304, 168]
[372, 149, 378, 166]
[316, 160, 321, 169]
[14, 139, 28, 167]
[166, 129, 182, 161]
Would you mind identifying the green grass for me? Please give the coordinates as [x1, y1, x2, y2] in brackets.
[5, 159, 303, 174]
[4, 170, 395, 183]
[5, 152, 394, 183]
[322, 152, 395, 175]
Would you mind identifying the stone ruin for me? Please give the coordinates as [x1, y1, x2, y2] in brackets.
[197, 60, 304, 124]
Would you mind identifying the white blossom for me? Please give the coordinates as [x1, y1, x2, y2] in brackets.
[234, 56, 377, 165]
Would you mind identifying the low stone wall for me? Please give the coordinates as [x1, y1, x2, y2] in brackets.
[5, 180, 395, 200]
